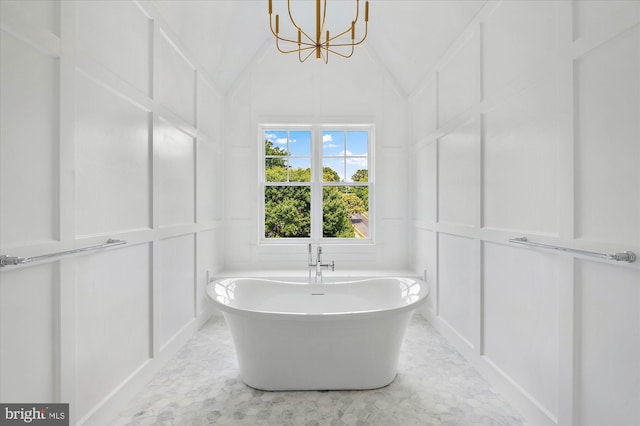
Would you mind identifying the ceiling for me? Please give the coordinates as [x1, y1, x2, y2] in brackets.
[151, 0, 486, 95]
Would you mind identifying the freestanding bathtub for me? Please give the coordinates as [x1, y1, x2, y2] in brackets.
[206, 276, 429, 391]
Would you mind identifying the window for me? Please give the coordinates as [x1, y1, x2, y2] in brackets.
[261, 125, 372, 241]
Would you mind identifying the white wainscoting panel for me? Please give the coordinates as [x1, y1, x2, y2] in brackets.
[482, 0, 561, 100]
[438, 233, 475, 346]
[575, 260, 640, 426]
[157, 118, 195, 227]
[437, 120, 477, 227]
[378, 149, 407, 220]
[410, 78, 436, 141]
[76, 0, 151, 96]
[414, 142, 437, 224]
[482, 75, 560, 234]
[157, 32, 195, 125]
[574, 26, 639, 245]
[0, 263, 58, 402]
[197, 139, 221, 223]
[0, 0, 60, 36]
[75, 73, 151, 236]
[573, 0, 640, 42]
[196, 76, 222, 141]
[382, 79, 408, 149]
[75, 244, 151, 420]
[483, 242, 560, 420]
[158, 234, 195, 350]
[197, 229, 219, 315]
[414, 228, 437, 315]
[0, 32, 58, 247]
[437, 34, 477, 127]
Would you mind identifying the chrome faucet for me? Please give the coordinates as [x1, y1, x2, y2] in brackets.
[307, 244, 335, 283]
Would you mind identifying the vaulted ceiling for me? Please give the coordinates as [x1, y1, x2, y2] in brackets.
[152, 0, 486, 95]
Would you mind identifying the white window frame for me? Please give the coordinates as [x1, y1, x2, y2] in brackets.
[259, 123, 374, 245]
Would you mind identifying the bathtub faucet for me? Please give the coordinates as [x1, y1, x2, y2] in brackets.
[308, 244, 335, 283]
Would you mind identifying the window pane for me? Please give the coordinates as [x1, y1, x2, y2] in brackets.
[265, 130, 288, 155]
[322, 130, 344, 156]
[289, 158, 311, 182]
[346, 131, 368, 156]
[265, 158, 288, 182]
[265, 186, 311, 238]
[346, 160, 368, 183]
[323, 158, 344, 182]
[289, 130, 311, 156]
[323, 186, 369, 238]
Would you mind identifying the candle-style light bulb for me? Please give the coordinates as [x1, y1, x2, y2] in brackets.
[298, 29, 301, 45]
[276, 14, 279, 33]
[351, 21, 355, 40]
[365, 1, 369, 22]
[268, 0, 272, 14]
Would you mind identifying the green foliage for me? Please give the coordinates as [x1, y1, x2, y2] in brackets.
[323, 187, 354, 238]
[265, 140, 287, 156]
[341, 192, 365, 215]
[351, 169, 368, 182]
[290, 167, 311, 182]
[323, 167, 341, 182]
[265, 165, 287, 182]
[264, 186, 310, 238]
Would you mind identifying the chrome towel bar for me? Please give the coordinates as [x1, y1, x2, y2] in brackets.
[508, 236, 636, 263]
[0, 238, 126, 267]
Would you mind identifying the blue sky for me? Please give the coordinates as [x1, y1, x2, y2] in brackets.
[265, 129, 368, 182]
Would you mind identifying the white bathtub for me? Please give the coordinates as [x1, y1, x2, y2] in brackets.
[206, 276, 429, 391]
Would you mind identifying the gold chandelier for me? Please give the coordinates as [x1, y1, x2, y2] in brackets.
[268, 0, 369, 63]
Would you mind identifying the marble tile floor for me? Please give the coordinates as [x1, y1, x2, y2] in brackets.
[113, 315, 525, 426]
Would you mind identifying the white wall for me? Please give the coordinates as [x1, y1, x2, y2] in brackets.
[411, 1, 640, 425]
[0, 1, 224, 424]
[224, 44, 411, 272]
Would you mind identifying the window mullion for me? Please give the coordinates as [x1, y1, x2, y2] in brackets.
[311, 125, 322, 241]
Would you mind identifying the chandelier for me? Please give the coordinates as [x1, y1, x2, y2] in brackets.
[268, 0, 369, 63]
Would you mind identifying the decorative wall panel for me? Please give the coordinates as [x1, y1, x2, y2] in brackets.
[437, 35, 477, 126]
[157, 33, 195, 125]
[157, 118, 195, 227]
[483, 242, 560, 418]
[0, 264, 57, 402]
[158, 234, 195, 349]
[574, 26, 639, 245]
[575, 260, 640, 425]
[437, 120, 476, 227]
[75, 73, 151, 236]
[76, 0, 151, 95]
[483, 75, 560, 234]
[482, 1, 561, 100]
[75, 244, 151, 419]
[0, 32, 58, 246]
[438, 233, 475, 345]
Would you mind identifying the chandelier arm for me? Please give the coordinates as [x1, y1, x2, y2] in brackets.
[276, 37, 317, 54]
[326, 45, 355, 59]
[270, 15, 316, 46]
[320, 46, 329, 64]
[331, 22, 368, 47]
[321, 0, 327, 32]
[299, 47, 318, 63]
[326, 26, 353, 43]
[287, 0, 316, 45]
